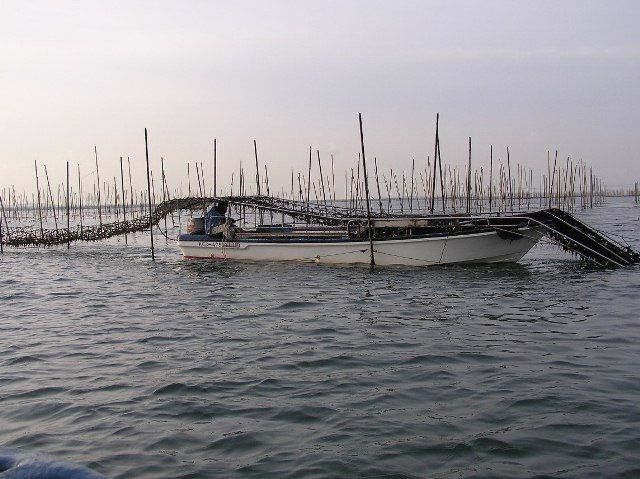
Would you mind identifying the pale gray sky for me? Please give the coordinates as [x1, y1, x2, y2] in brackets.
[1, 0, 639, 197]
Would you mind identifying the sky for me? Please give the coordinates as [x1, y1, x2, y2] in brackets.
[1, 0, 639, 199]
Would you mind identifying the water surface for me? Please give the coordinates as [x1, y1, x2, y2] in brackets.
[1, 200, 639, 478]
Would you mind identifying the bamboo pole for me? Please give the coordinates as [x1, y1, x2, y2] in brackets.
[254, 140, 261, 196]
[94, 146, 102, 226]
[489, 145, 493, 212]
[331, 154, 336, 205]
[374, 157, 383, 213]
[430, 114, 439, 213]
[187, 163, 192, 197]
[213, 138, 217, 197]
[506, 147, 512, 211]
[120, 157, 127, 244]
[200, 162, 206, 196]
[35, 160, 44, 239]
[437, 132, 445, 214]
[549, 150, 558, 208]
[161, 157, 168, 236]
[317, 150, 327, 210]
[410, 158, 415, 213]
[144, 128, 155, 260]
[66, 162, 70, 249]
[466, 137, 472, 214]
[358, 113, 375, 267]
[195, 162, 203, 197]
[0, 194, 5, 253]
[43, 165, 59, 237]
[77, 164, 84, 233]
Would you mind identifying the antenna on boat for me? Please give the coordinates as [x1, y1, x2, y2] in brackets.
[358, 113, 375, 267]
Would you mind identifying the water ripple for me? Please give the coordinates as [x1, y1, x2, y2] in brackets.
[1, 205, 639, 478]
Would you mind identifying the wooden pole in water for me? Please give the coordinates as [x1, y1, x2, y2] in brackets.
[195, 162, 203, 197]
[358, 113, 375, 267]
[187, 163, 192, 197]
[331, 155, 336, 205]
[213, 139, 217, 197]
[161, 157, 168, 236]
[489, 145, 493, 212]
[264, 165, 270, 196]
[94, 146, 102, 226]
[467, 137, 472, 214]
[374, 157, 383, 213]
[506, 147, 512, 211]
[0, 192, 11, 246]
[126, 157, 133, 211]
[144, 128, 155, 260]
[549, 150, 558, 208]
[590, 167, 594, 208]
[317, 150, 327, 210]
[66, 162, 70, 249]
[254, 140, 261, 196]
[43, 165, 59, 237]
[200, 162, 206, 195]
[0, 195, 5, 253]
[120, 157, 128, 244]
[437, 132, 445, 214]
[34, 160, 44, 239]
[77, 164, 84, 233]
[307, 146, 312, 205]
[430, 114, 439, 213]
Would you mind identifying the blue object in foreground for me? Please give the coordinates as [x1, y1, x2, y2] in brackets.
[0, 448, 107, 479]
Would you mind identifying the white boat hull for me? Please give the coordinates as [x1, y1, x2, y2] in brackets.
[177, 227, 544, 266]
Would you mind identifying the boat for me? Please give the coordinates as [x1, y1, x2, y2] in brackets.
[174, 196, 639, 267]
[175, 196, 552, 265]
[178, 225, 543, 265]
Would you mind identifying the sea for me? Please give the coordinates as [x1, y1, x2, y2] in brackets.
[1, 198, 639, 478]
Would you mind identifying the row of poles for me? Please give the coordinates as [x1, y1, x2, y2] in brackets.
[1, 116, 637, 257]
[0, 134, 623, 228]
